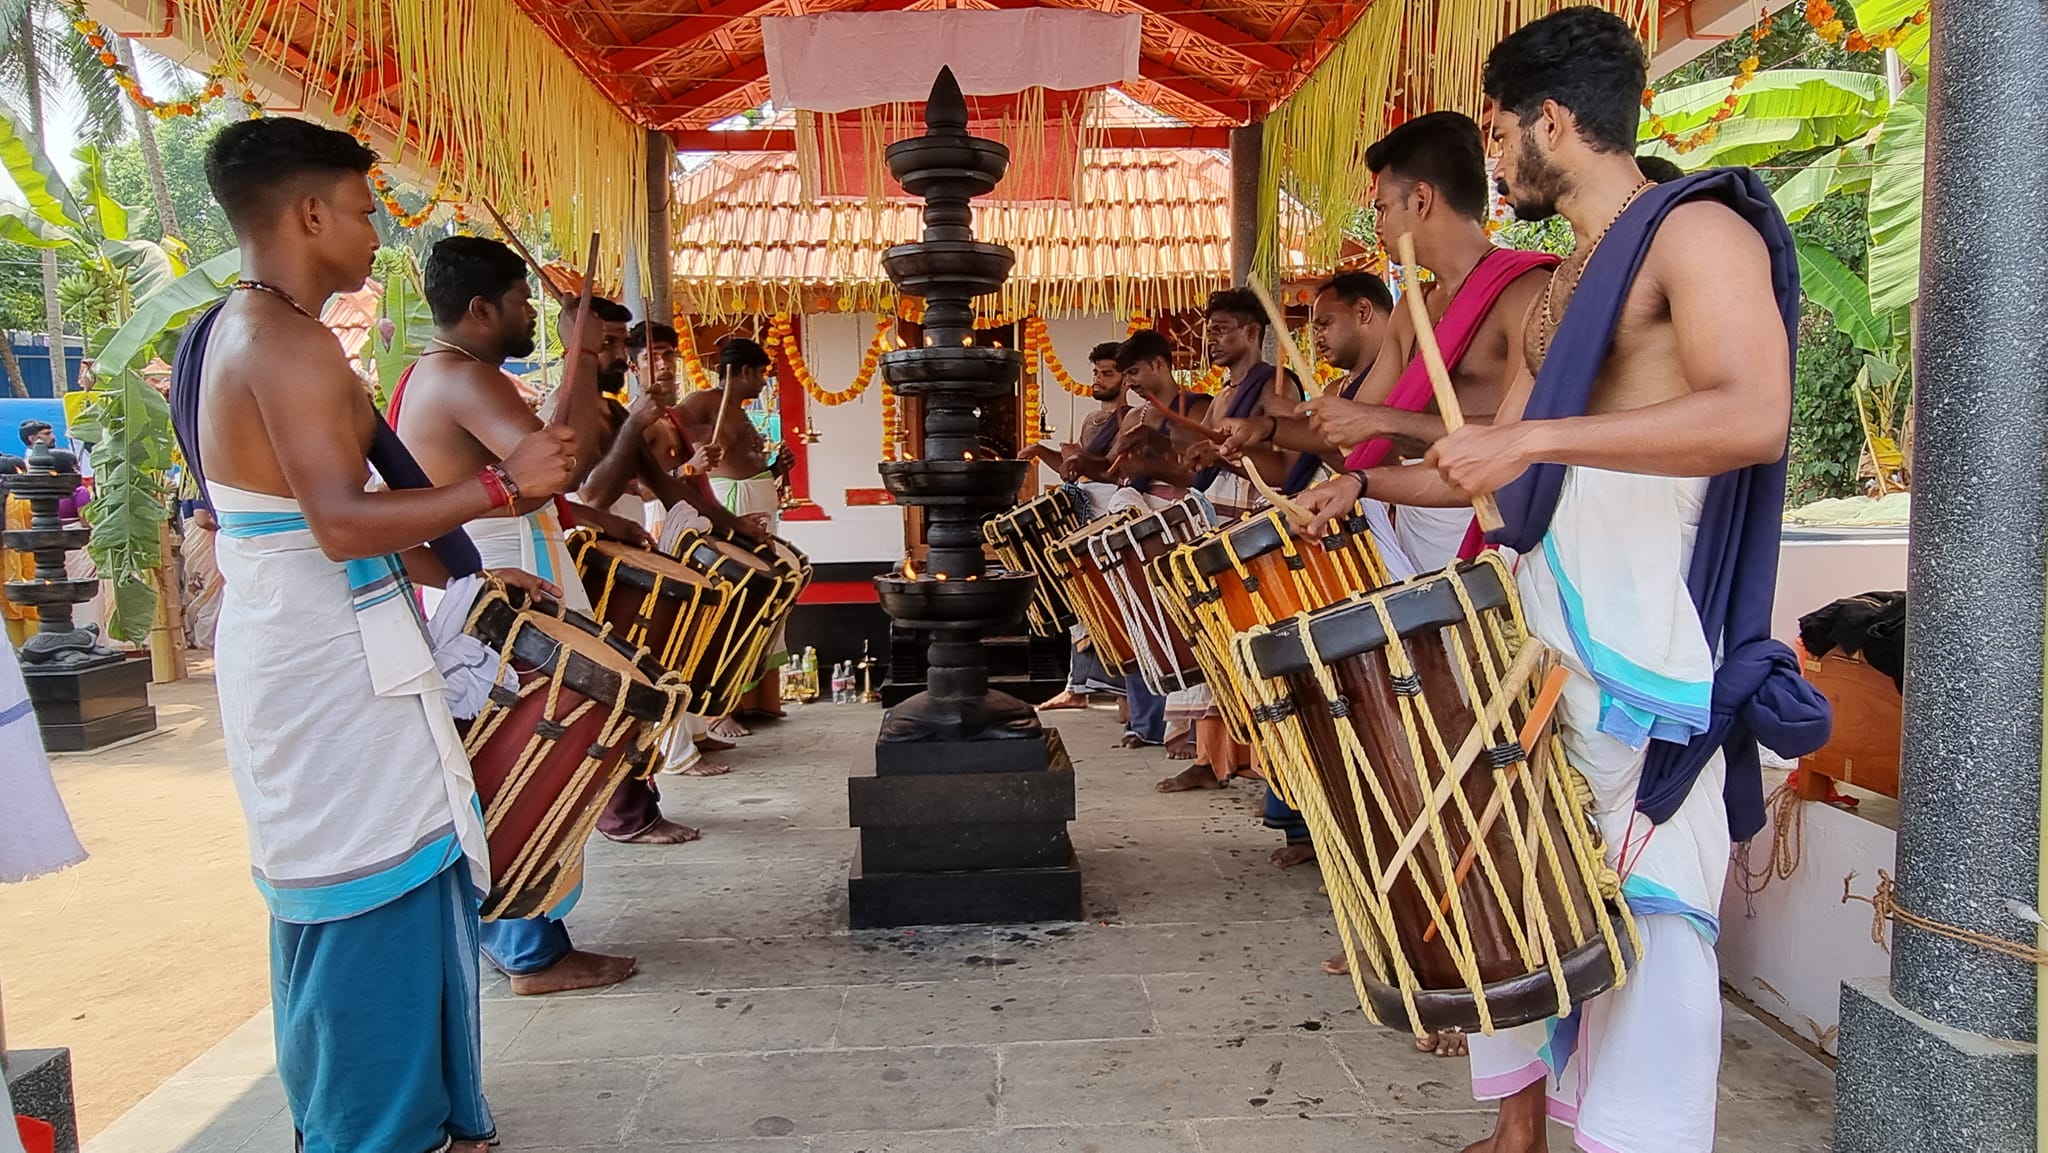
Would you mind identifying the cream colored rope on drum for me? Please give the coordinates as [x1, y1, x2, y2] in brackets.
[1222, 558, 1636, 1035]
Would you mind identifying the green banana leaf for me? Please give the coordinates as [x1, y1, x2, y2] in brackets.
[102, 238, 181, 308]
[1797, 238, 1890, 351]
[0, 104, 85, 231]
[1848, 0, 1931, 71]
[1867, 80, 1925, 316]
[1646, 70, 1888, 135]
[367, 252, 434, 409]
[81, 368, 177, 644]
[1769, 146, 1875, 223]
[0, 198, 75, 248]
[72, 144, 131, 242]
[95, 248, 241, 379]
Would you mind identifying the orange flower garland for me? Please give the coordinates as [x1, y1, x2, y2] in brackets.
[73, 14, 250, 120]
[677, 325, 715, 392]
[341, 112, 449, 228]
[1127, 312, 1151, 335]
[879, 388, 903, 462]
[1805, 0, 1927, 50]
[769, 312, 886, 406]
[1019, 317, 1092, 399]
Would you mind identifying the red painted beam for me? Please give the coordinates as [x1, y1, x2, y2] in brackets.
[1136, 57, 1252, 122]
[604, 0, 787, 73]
[1122, 0, 1294, 72]
[669, 124, 1233, 150]
[643, 57, 772, 124]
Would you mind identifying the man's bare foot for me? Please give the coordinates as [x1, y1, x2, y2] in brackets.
[1165, 729, 1194, 759]
[1321, 952, 1351, 976]
[1039, 689, 1088, 710]
[1417, 1031, 1469, 1057]
[1459, 1082, 1548, 1153]
[608, 818, 702, 844]
[508, 950, 638, 996]
[1270, 842, 1316, 868]
[676, 759, 732, 777]
[707, 716, 750, 739]
[1156, 763, 1227, 792]
[695, 734, 738, 753]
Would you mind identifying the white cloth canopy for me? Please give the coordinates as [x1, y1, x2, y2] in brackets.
[761, 10, 1141, 112]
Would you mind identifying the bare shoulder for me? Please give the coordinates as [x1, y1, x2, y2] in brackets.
[225, 308, 361, 403]
[676, 389, 720, 422]
[1647, 200, 1768, 279]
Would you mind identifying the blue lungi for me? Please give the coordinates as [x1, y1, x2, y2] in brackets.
[272, 862, 494, 1152]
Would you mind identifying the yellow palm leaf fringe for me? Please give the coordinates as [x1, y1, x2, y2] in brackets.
[183, 0, 648, 280]
[1255, 0, 1658, 285]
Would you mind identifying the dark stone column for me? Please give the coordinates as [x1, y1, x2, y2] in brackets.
[1228, 121, 1262, 288]
[1832, 0, 2048, 1147]
[642, 127, 674, 327]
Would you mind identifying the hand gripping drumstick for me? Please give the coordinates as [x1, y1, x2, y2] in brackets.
[1393, 234, 1506, 533]
[549, 233, 602, 433]
[1238, 278, 1324, 524]
[1421, 659, 1571, 943]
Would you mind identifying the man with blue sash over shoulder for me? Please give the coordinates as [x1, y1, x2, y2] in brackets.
[169, 117, 578, 1153]
[1295, 9, 1830, 1151]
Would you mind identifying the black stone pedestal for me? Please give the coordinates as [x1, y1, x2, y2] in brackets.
[5, 1048, 80, 1153]
[848, 729, 1085, 928]
[23, 656, 156, 752]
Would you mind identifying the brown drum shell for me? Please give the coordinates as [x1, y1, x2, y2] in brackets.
[1248, 561, 1626, 1034]
[984, 486, 1086, 638]
[570, 536, 726, 674]
[1051, 511, 1142, 673]
[1090, 503, 1207, 694]
[1191, 510, 1378, 632]
[464, 595, 680, 921]
[664, 529, 809, 717]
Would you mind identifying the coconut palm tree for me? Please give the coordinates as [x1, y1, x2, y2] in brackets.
[1, 0, 127, 393]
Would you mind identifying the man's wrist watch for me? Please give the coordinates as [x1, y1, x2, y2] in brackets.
[1347, 468, 1370, 499]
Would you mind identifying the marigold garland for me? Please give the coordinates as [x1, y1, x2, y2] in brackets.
[342, 111, 449, 228]
[72, 13, 252, 120]
[769, 312, 886, 406]
[879, 388, 903, 462]
[1019, 317, 1091, 399]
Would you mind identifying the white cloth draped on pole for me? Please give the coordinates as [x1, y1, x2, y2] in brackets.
[761, 10, 1141, 111]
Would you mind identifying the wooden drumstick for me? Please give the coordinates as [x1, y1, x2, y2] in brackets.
[1394, 233, 1505, 533]
[1376, 637, 1551, 893]
[548, 233, 601, 432]
[1422, 661, 1570, 943]
[482, 201, 569, 307]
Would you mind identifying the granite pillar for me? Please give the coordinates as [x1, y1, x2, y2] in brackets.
[1228, 121, 1262, 288]
[1831, 0, 2048, 1146]
[641, 127, 674, 327]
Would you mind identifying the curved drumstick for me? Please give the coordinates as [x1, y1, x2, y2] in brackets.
[548, 233, 601, 433]
[1421, 661, 1571, 943]
[1394, 233, 1504, 533]
[482, 202, 570, 307]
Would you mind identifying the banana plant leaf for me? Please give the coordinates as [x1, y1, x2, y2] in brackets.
[103, 238, 181, 308]
[95, 248, 242, 380]
[1848, 0, 1931, 70]
[0, 198, 75, 248]
[1867, 80, 1926, 316]
[82, 368, 178, 643]
[0, 104, 85, 231]
[1646, 70, 1888, 135]
[1797, 238, 1890, 352]
[72, 144, 131, 242]
[1769, 146, 1875, 223]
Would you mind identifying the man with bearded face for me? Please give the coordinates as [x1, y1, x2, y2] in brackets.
[1020, 341, 1130, 487]
[393, 237, 658, 997]
[1297, 10, 1817, 1153]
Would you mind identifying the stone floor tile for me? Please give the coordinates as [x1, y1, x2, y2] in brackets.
[83, 1076, 286, 1153]
[994, 1034, 1365, 1127]
[990, 919, 1342, 981]
[835, 975, 1155, 1047]
[483, 1057, 657, 1148]
[627, 1046, 998, 1143]
[498, 986, 848, 1062]
[808, 1121, 1202, 1152]
[1140, 968, 1370, 1037]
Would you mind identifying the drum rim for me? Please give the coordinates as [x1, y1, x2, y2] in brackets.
[1244, 558, 1514, 677]
[1353, 904, 1636, 1035]
[1188, 505, 1367, 579]
[573, 534, 724, 594]
[470, 594, 684, 721]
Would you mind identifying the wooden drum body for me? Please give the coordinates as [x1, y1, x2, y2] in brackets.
[663, 528, 810, 716]
[1048, 509, 1142, 674]
[569, 533, 727, 685]
[984, 486, 1088, 638]
[1150, 505, 1389, 739]
[1085, 496, 1211, 696]
[463, 588, 689, 921]
[1233, 555, 1637, 1036]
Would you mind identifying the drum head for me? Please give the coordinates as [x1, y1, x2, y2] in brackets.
[1245, 557, 1515, 679]
[469, 595, 685, 721]
[1191, 508, 1360, 580]
[582, 538, 720, 593]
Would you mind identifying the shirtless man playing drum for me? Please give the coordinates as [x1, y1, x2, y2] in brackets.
[1296, 10, 1814, 1152]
